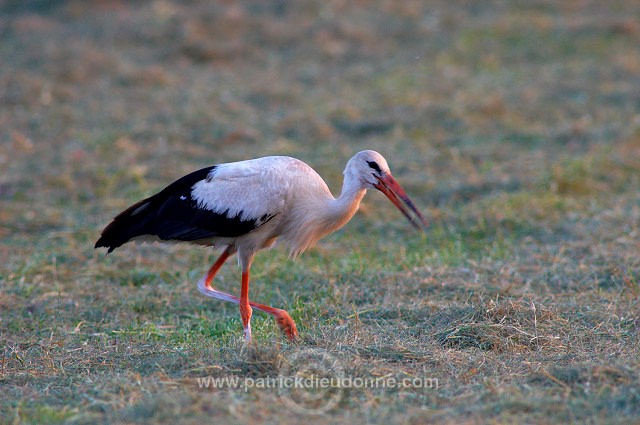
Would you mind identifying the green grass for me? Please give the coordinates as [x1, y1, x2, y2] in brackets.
[2, 1, 640, 424]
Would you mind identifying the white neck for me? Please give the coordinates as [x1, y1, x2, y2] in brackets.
[326, 173, 366, 230]
[285, 170, 366, 258]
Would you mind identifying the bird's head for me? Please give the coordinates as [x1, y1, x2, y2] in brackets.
[346, 150, 429, 231]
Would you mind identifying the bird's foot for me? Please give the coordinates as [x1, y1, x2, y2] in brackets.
[243, 323, 252, 342]
[240, 300, 253, 343]
[274, 310, 298, 341]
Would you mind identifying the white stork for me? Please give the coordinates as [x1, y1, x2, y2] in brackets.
[95, 150, 428, 342]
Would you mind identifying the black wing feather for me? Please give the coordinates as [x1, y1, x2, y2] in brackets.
[94, 166, 273, 253]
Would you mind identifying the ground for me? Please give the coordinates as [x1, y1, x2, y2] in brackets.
[1, 1, 639, 424]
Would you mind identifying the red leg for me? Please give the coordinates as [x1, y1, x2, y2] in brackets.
[240, 271, 253, 341]
[196, 247, 298, 341]
[248, 300, 298, 341]
[204, 246, 235, 288]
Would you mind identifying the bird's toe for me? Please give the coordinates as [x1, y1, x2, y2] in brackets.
[274, 311, 298, 341]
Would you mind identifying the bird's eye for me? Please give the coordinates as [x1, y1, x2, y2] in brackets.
[366, 161, 382, 173]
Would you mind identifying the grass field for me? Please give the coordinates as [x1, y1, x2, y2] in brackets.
[2, 1, 640, 423]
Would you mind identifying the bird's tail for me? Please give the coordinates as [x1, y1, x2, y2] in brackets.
[94, 197, 154, 253]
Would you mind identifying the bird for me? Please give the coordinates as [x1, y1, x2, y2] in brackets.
[95, 150, 428, 342]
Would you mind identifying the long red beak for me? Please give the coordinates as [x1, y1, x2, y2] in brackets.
[374, 173, 429, 231]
